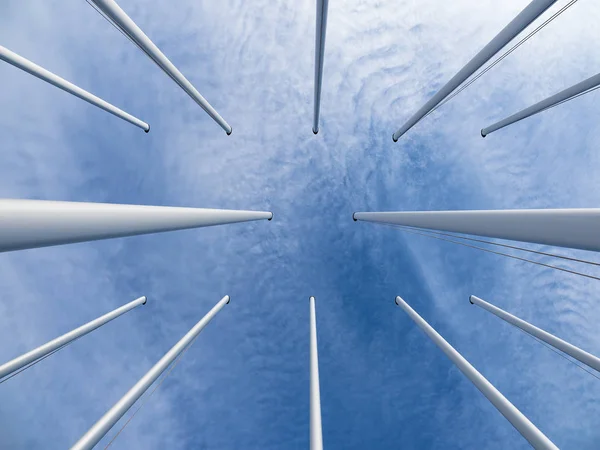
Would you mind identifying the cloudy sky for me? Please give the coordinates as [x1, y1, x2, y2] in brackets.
[1, 0, 600, 448]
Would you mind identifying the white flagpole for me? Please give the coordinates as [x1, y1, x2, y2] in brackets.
[391, 0, 557, 142]
[395, 296, 558, 450]
[309, 296, 324, 450]
[0, 199, 272, 253]
[0, 45, 149, 132]
[353, 208, 600, 252]
[481, 72, 600, 137]
[71, 295, 230, 450]
[0, 296, 146, 380]
[470, 295, 600, 372]
[313, 0, 329, 135]
[89, 0, 232, 135]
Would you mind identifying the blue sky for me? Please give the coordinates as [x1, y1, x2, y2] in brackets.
[1, 0, 600, 448]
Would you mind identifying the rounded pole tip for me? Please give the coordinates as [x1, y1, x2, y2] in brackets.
[309, 296, 316, 302]
[312, 128, 319, 135]
[469, 295, 475, 304]
[226, 127, 232, 136]
[268, 212, 273, 221]
[144, 125, 150, 133]
[142, 296, 148, 305]
[480, 129, 486, 138]
[392, 133, 398, 143]
[226, 295, 231, 304]
[352, 212, 357, 222]
[395, 296, 402, 306]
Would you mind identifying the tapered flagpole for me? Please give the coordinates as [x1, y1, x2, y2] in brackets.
[481, 72, 600, 136]
[0, 199, 272, 253]
[470, 295, 600, 372]
[391, 0, 557, 142]
[309, 296, 324, 450]
[0, 46, 149, 132]
[313, 0, 329, 135]
[71, 295, 230, 450]
[0, 296, 146, 381]
[353, 208, 600, 252]
[395, 296, 558, 450]
[89, 0, 232, 135]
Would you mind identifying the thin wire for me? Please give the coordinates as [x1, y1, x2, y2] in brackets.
[0, 336, 82, 385]
[85, 0, 145, 53]
[506, 321, 600, 382]
[379, 223, 600, 282]
[103, 334, 201, 449]
[424, 0, 579, 118]
[396, 224, 600, 268]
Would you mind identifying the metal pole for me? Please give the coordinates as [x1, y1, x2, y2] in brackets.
[395, 296, 558, 450]
[470, 295, 600, 372]
[481, 72, 600, 136]
[89, 0, 232, 135]
[391, 0, 557, 142]
[313, 0, 329, 135]
[0, 199, 272, 253]
[71, 295, 230, 450]
[0, 296, 146, 380]
[0, 45, 149, 132]
[353, 208, 600, 252]
[309, 296, 324, 450]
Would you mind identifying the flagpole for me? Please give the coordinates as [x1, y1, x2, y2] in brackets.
[0, 296, 146, 380]
[0, 45, 149, 132]
[89, 0, 232, 134]
[470, 295, 600, 372]
[481, 72, 600, 136]
[313, 0, 329, 135]
[392, 0, 557, 142]
[0, 199, 272, 253]
[309, 296, 324, 450]
[71, 295, 230, 450]
[353, 208, 600, 252]
[395, 296, 558, 450]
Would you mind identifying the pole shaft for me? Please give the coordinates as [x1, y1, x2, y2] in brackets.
[90, 0, 232, 134]
[482, 72, 600, 136]
[395, 296, 558, 450]
[313, 0, 329, 134]
[470, 295, 600, 372]
[0, 199, 272, 253]
[0, 296, 146, 380]
[353, 208, 600, 252]
[71, 295, 230, 450]
[392, 0, 557, 141]
[0, 46, 149, 131]
[309, 296, 324, 450]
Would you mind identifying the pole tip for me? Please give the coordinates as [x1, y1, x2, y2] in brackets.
[392, 133, 398, 143]
[268, 212, 273, 221]
[142, 296, 148, 305]
[226, 127, 232, 136]
[480, 129, 486, 138]
[144, 125, 150, 133]
[469, 295, 475, 304]
[395, 296, 402, 306]
[352, 212, 357, 222]
[312, 128, 319, 135]
[226, 295, 231, 304]
[309, 296, 316, 302]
